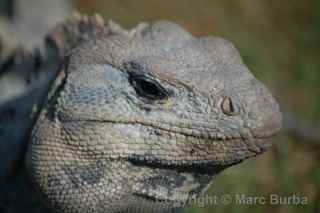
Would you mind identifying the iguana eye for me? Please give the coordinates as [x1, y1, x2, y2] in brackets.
[129, 74, 169, 101]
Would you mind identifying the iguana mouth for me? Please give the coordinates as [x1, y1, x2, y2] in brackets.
[63, 118, 274, 168]
[68, 118, 276, 140]
[62, 119, 272, 178]
[128, 156, 230, 176]
[67, 118, 275, 156]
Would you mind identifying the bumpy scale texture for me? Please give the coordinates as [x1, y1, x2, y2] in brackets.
[26, 15, 282, 213]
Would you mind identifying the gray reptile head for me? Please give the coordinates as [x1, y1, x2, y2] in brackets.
[27, 20, 282, 213]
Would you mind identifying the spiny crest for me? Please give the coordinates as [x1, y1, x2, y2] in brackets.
[0, 14, 110, 87]
[46, 13, 106, 57]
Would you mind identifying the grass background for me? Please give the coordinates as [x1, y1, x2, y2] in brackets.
[75, 1, 320, 212]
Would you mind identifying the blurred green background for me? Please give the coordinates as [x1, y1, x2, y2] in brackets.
[75, 0, 320, 212]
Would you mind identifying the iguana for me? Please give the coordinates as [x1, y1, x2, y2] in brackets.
[0, 15, 282, 213]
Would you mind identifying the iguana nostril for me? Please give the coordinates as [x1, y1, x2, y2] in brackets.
[221, 96, 239, 116]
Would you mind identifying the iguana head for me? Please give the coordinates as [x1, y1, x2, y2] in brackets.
[27, 19, 282, 213]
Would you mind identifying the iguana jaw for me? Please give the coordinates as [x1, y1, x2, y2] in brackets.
[121, 128, 275, 207]
[71, 118, 277, 160]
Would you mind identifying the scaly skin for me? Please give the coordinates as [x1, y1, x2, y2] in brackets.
[26, 17, 282, 213]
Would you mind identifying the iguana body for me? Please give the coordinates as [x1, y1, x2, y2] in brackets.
[0, 15, 281, 213]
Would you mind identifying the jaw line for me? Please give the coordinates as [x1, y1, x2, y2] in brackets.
[63, 119, 273, 166]
[127, 156, 231, 176]
[65, 118, 253, 141]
